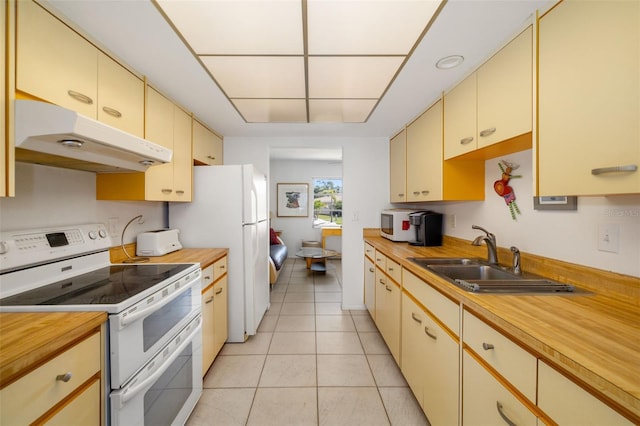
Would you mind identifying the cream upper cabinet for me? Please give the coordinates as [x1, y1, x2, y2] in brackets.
[476, 26, 532, 149]
[17, 0, 97, 117]
[96, 87, 193, 202]
[538, 361, 633, 425]
[463, 351, 538, 426]
[193, 120, 223, 165]
[538, 0, 639, 196]
[97, 52, 144, 137]
[406, 100, 443, 201]
[389, 129, 406, 202]
[444, 73, 477, 159]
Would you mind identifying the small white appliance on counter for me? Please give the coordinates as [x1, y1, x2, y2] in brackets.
[169, 164, 270, 343]
[136, 228, 183, 256]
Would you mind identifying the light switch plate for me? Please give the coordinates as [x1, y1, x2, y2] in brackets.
[597, 223, 619, 253]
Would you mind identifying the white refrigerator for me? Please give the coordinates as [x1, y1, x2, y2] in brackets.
[169, 164, 269, 342]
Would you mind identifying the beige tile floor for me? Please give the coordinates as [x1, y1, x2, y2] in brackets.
[187, 258, 429, 426]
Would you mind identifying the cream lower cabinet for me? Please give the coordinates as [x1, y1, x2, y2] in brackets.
[463, 351, 537, 426]
[538, 0, 639, 195]
[402, 270, 459, 425]
[364, 256, 375, 319]
[202, 257, 228, 375]
[374, 267, 401, 363]
[538, 361, 633, 426]
[402, 293, 458, 426]
[0, 331, 102, 425]
[389, 129, 407, 202]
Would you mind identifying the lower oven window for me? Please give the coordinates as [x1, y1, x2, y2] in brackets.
[144, 344, 193, 426]
[143, 288, 193, 351]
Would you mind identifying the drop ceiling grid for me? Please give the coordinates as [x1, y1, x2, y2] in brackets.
[155, 0, 444, 123]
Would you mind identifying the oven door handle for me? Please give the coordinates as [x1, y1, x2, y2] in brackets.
[117, 317, 201, 406]
[119, 275, 198, 328]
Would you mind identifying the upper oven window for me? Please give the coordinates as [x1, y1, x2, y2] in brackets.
[143, 287, 193, 351]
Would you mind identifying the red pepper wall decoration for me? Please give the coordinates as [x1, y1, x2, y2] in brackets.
[494, 160, 522, 220]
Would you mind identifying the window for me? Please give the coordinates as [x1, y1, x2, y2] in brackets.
[313, 178, 342, 228]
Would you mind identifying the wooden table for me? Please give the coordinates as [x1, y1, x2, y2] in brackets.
[321, 227, 342, 249]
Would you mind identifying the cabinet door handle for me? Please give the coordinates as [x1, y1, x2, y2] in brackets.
[398, 193, 404, 197]
[482, 342, 495, 350]
[421, 190, 429, 195]
[176, 190, 185, 195]
[204, 276, 211, 281]
[411, 312, 422, 324]
[424, 327, 437, 340]
[205, 296, 214, 304]
[215, 287, 223, 295]
[385, 285, 392, 292]
[369, 267, 374, 273]
[591, 164, 638, 175]
[388, 266, 394, 271]
[102, 106, 122, 118]
[413, 191, 420, 195]
[220, 265, 226, 269]
[67, 90, 93, 105]
[378, 278, 386, 285]
[479, 127, 496, 137]
[161, 189, 173, 194]
[496, 401, 517, 426]
[56, 372, 72, 382]
[207, 155, 216, 160]
[460, 136, 474, 145]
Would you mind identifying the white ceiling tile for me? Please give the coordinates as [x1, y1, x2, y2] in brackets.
[307, 0, 442, 55]
[309, 99, 378, 123]
[157, 0, 303, 54]
[308, 56, 405, 98]
[233, 99, 308, 123]
[200, 56, 306, 98]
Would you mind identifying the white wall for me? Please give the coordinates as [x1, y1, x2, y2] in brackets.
[0, 163, 165, 244]
[224, 136, 391, 309]
[394, 150, 640, 278]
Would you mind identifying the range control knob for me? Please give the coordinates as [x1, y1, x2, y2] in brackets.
[98, 229, 107, 238]
[88, 231, 98, 240]
[0, 241, 9, 255]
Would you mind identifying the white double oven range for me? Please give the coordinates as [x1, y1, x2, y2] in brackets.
[0, 223, 202, 425]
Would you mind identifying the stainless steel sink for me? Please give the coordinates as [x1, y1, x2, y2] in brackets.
[408, 257, 583, 294]
[427, 264, 517, 281]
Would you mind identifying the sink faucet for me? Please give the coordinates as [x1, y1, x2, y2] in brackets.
[471, 225, 498, 265]
[510, 246, 521, 275]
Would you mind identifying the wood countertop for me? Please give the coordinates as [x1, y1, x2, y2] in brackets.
[111, 246, 228, 268]
[0, 311, 106, 389]
[364, 232, 640, 422]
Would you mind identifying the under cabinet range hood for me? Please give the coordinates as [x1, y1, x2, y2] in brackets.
[14, 100, 172, 173]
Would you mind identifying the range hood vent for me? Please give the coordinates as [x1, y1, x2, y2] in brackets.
[14, 100, 172, 173]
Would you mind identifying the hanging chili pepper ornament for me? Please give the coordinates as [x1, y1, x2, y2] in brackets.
[494, 160, 522, 220]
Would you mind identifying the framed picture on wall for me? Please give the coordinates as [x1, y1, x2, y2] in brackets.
[277, 183, 309, 217]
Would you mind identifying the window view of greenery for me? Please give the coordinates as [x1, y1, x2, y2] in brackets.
[313, 178, 342, 228]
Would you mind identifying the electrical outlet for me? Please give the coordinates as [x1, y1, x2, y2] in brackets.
[597, 223, 619, 253]
[108, 217, 119, 238]
[448, 214, 457, 228]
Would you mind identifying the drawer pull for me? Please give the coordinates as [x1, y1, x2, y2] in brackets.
[204, 276, 211, 281]
[379, 278, 385, 285]
[56, 372, 72, 382]
[424, 327, 437, 340]
[388, 267, 394, 271]
[479, 127, 496, 137]
[411, 312, 422, 324]
[591, 164, 638, 175]
[215, 287, 223, 295]
[385, 285, 392, 292]
[102, 106, 122, 118]
[220, 265, 226, 269]
[460, 136, 474, 145]
[482, 342, 495, 350]
[496, 401, 517, 426]
[205, 296, 214, 304]
[369, 267, 374, 273]
[67, 90, 93, 105]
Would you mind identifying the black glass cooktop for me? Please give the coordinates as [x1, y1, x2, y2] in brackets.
[0, 264, 193, 307]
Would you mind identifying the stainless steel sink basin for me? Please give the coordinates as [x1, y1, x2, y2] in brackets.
[427, 264, 517, 281]
[408, 257, 584, 294]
